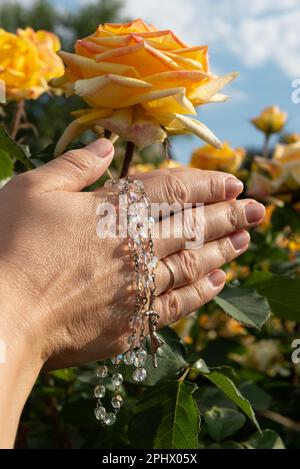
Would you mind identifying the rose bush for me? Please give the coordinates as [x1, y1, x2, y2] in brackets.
[0, 28, 63, 101]
[190, 141, 245, 173]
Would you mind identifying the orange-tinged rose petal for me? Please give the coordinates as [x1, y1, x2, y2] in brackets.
[103, 19, 155, 35]
[135, 30, 189, 50]
[95, 42, 180, 76]
[120, 86, 195, 115]
[70, 74, 152, 108]
[59, 51, 140, 79]
[174, 114, 222, 148]
[141, 89, 196, 115]
[54, 108, 112, 156]
[145, 70, 208, 95]
[174, 46, 209, 71]
[95, 108, 167, 149]
[189, 72, 239, 104]
[207, 93, 229, 103]
[89, 34, 143, 49]
[165, 51, 206, 71]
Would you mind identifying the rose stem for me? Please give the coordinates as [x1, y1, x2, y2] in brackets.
[263, 133, 271, 159]
[10, 100, 25, 140]
[120, 141, 135, 178]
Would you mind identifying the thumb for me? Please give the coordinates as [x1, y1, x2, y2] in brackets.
[30, 139, 114, 192]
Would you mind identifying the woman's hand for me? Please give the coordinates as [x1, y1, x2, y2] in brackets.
[0, 138, 265, 446]
[0, 138, 265, 369]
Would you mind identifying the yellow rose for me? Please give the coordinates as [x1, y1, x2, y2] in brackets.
[190, 141, 245, 173]
[248, 141, 300, 197]
[282, 133, 300, 144]
[251, 106, 287, 135]
[158, 159, 182, 169]
[0, 27, 64, 101]
[130, 163, 155, 174]
[52, 18, 238, 156]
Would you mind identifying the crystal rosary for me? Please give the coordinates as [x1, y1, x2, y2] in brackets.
[94, 177, 164, 426]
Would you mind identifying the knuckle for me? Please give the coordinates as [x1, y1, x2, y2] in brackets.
[9, 171, 37, 192]
[62, 150, 94, 174]
[178, 250, 198, 284]
[165, 174, 189, 205]
[165, 291, 182, 324]
[216, 238, 231, 264]
[207, 175, 219, 201]
[191, 282, 206, 305]
[227, 202, 240, 229]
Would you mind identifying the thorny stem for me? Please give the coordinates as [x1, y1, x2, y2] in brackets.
[120, 141, 135, 178]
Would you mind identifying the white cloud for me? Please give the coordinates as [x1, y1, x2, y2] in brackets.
[123, 0, 300, 77]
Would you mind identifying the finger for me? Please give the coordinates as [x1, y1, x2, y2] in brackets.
[19, 139, 114, 193]
[156, 230, 250, 295]
[140, 168, 243, 207]
[156, 269, 226, 327]
[154, 198, 265, 258]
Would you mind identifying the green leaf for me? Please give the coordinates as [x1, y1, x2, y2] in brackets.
[194, 368, 261, 431]
[49, 368, 76, 382]
[0, 127, 34, 170]
[239, 382, 272, 411]
[244, 274, 300, 321]
[130, 381, 200, 449]
[109, 328, 187, 387]
[245, 430, 285, 449]
[195, 386, 237, 413]
[0, 149, 13, 180]
[204, 407, 246, 442]
[215, 285, 271, 329]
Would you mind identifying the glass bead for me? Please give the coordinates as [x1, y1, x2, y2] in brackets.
[124, 350, 136, 366]
[149, 256, 158, 270]
[94, 384, 106, 398]
[131, 180, 144, 192]
[130, 315, 142, 329]
[111, 373, 123, 387]
[134, 349, 147, 367]
[103, 412, 117, 426]
[96, 365, 108, 379]
[104, 179, 116, 189]
[94, 406, 106, 421]
[129, 191, 141, 201]
[111, 394, 123, 409]
[133, 368, 147, 383]
[111, 354, 123, 366]
[127, 335, 135, 347]
[146, 275, 154, 288]
[117, 179, 129, 192]
[148, 216, 155, 227]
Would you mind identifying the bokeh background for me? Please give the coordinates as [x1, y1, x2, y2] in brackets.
[2, 0, 300, 162]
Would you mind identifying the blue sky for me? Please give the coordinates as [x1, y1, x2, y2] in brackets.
[24, 0, 300, 162]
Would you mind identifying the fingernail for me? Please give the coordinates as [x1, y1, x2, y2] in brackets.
[225, 178, 244, 199]
[208, 270, 226, 287]
[245, 202, 266, 224]
[230, 230, 250, 251]
[85, 138, 114, 158]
